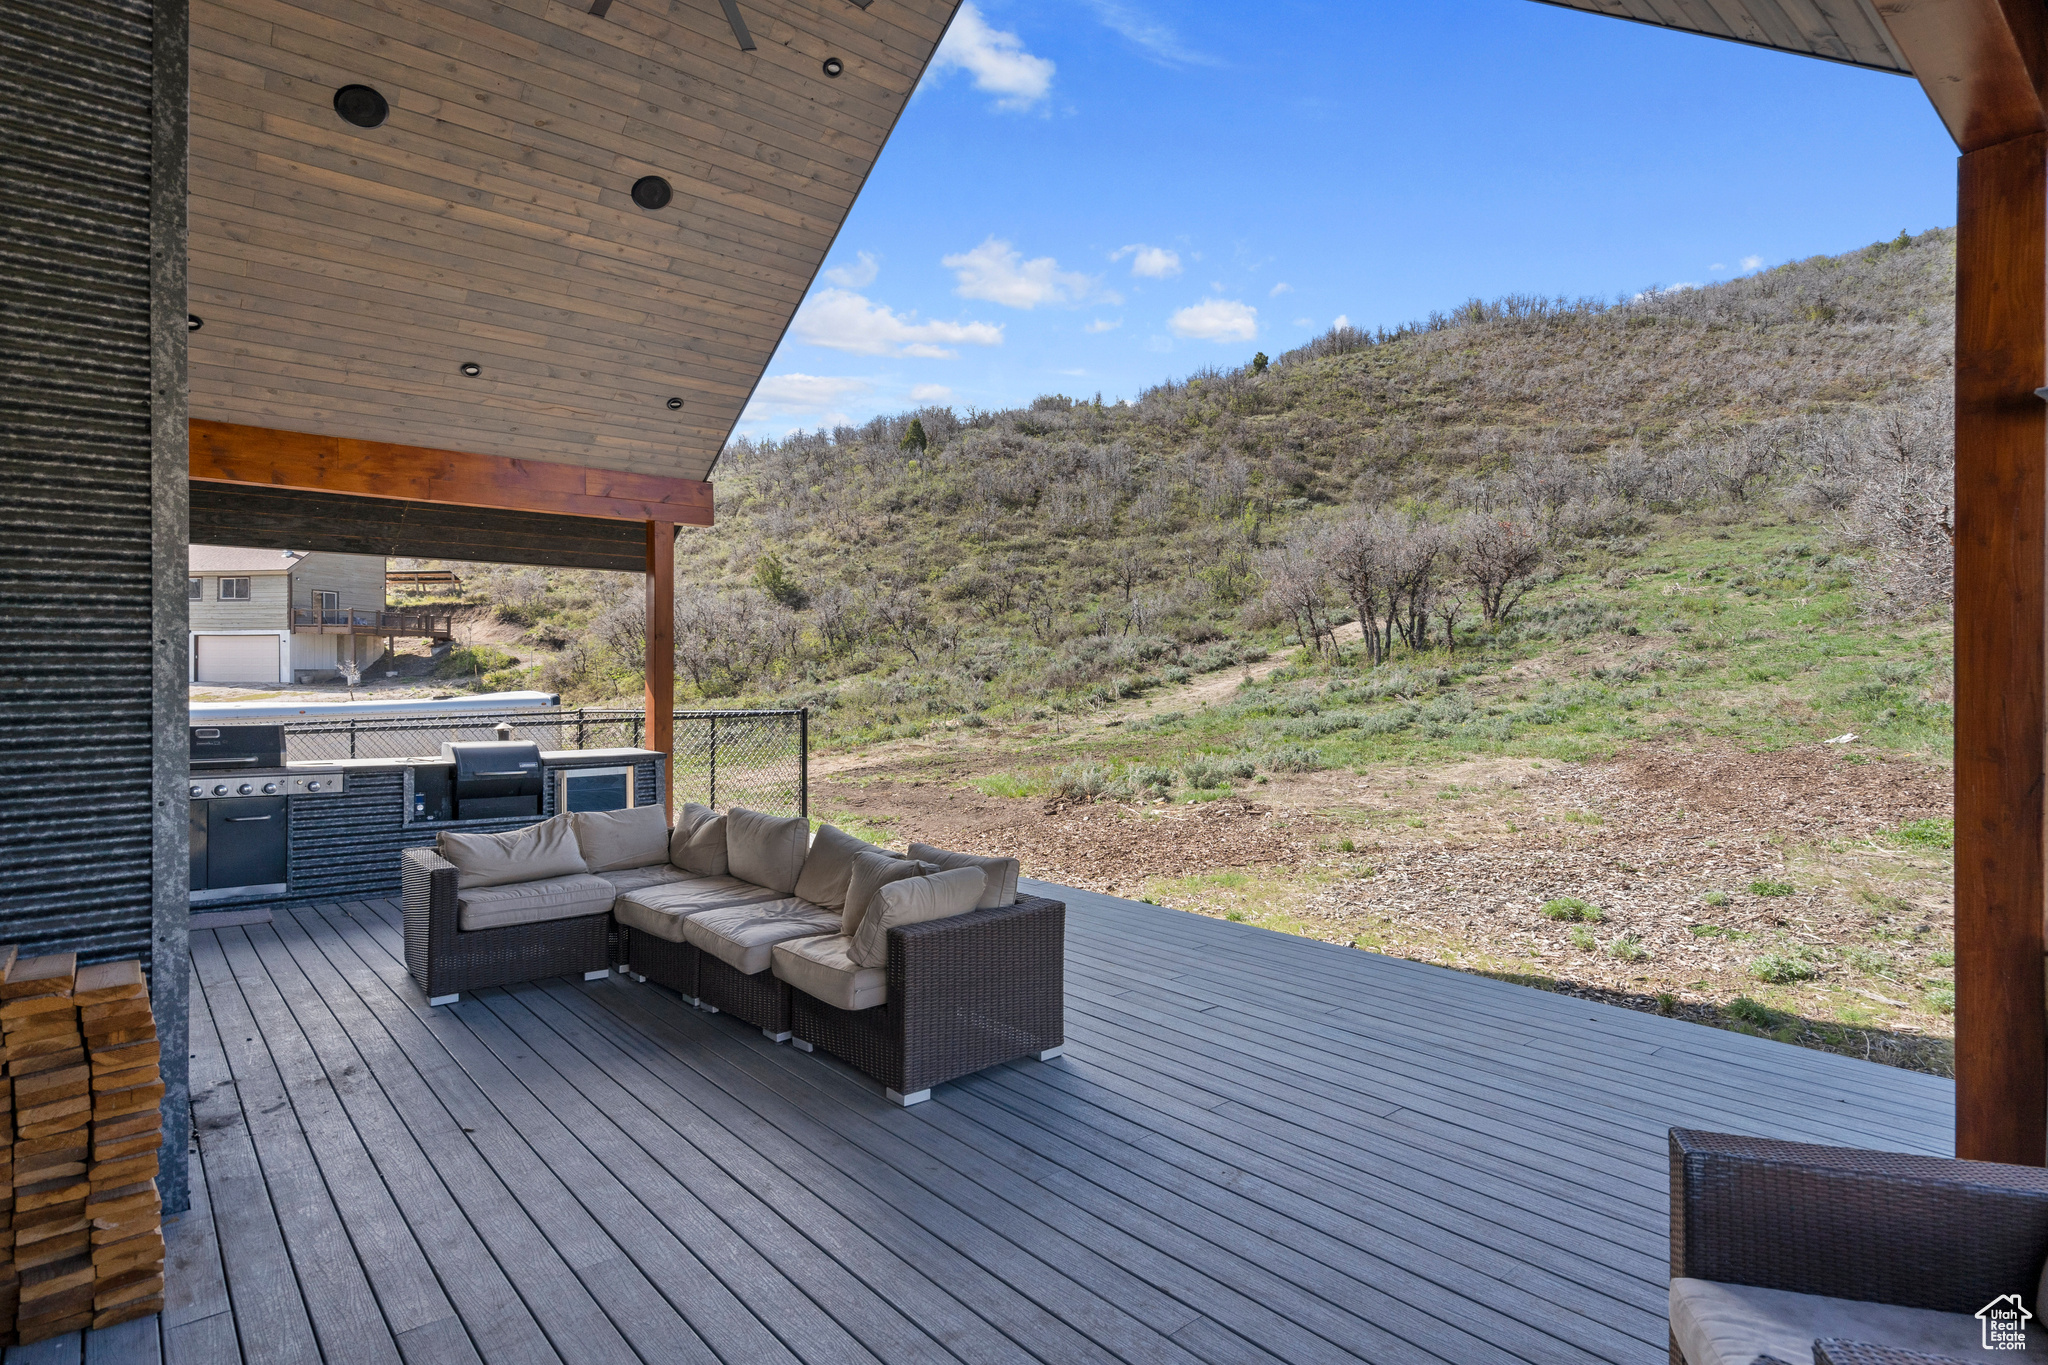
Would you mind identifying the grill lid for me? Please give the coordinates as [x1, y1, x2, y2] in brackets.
[191, 724, 284, 770]
[440, 741, 542, 790]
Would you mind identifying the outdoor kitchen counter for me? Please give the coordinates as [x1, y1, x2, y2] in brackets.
[197, 748, 668, 910]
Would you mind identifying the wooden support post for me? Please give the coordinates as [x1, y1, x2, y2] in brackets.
[1955, 131, 2048, 1166]
[645, 522, 676, 816]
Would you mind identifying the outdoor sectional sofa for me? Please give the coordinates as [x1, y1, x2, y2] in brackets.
[402, 803, 1064, 1104]
[1668, 1128, 2048, 1365]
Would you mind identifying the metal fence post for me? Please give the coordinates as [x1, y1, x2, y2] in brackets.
[576, 707, 587, 750]
[799, 709, 808, 817]
[709, 716, 718, 810]
[349, 718, 357, 760]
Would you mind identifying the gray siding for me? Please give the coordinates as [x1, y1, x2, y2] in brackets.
[190, 570, 289, 629]
[291, 551, 386, 612]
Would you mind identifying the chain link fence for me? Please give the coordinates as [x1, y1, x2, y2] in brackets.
[282, 707, 807, 816]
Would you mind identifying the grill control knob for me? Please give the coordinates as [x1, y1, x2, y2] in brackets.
[189, 784, 203, 798]
[212, 784, 229, 796]
[238, 783, 253, 795]
[262, 782, 279, 795]
[305, 780, 322, 792]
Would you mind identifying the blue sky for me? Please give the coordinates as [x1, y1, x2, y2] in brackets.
[733, 0, 1958, 439]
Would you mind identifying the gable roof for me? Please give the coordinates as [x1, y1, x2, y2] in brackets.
[1529, 0, 1911, 75]
[189, 546, 306, 575]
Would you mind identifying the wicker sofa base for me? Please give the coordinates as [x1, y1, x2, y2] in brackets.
[697, 954, 793, 1037]
[622, 928, 699, 1001]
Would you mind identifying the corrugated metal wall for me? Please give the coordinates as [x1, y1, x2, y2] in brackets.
[0, 0, 161, 962]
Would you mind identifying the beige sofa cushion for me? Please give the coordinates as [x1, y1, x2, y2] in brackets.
[909, 843, 1020, 909]
[613, 875, 783, 944]
[772, 934, 886, 1012]
[670, 803, 729, 877]
[842, 849, 933, 937]
[600, 863, 699, 896]
[726, 808, 810, 895]
[438, 817, 586, 890]
[456, 873, 616, 932]
[792, 824, 883, 911]
[571, 804, 671, 872]
[849, 867, 985, 968]
[683, 898, 841, 975]
[1668, 1277, 2044, 1365]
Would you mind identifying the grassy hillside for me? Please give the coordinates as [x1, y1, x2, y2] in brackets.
[414, 228, 1961, 1073]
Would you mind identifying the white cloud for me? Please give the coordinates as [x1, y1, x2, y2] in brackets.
[1269, 281, 1292, 297]
[945, 237, 1100, 309]
[909, 384, 954, 403]
[821, 251, 879, 287]
[1081, 0, 1218, 66]
[1111, 244, 1182, 279]
[1085, 318, 1122, 334]
[1169, 298, 1257, 342]
[929, 3, 1054, 112]
[1057, 368, 1088, 377]
[1292, 317, 1312, 327]
[1710, 262, 1727, 272]
[791, 288, 1003, 358]
[1741, 254, 1764, 270]
[741, 373, 873, 429]
[1332, 314, 1350, 329]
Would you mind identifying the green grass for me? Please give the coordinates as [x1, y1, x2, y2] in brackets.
[967, 772, 1042, 799]
[1541, 897, 1605, 923]
[1702, 890, 1730, 907]
[1749, 879, 1796, 897]
[1607, 933, 1649, 962]
[1886, 817, 1954, 853]
[1568, 925, 1597, 951]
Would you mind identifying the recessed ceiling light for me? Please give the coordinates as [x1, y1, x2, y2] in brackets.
[188, 315, 203, 332]
[459, 362, 481, 377]
[631, 176, 673, 211]
[333, 84, 389, 129]
[821, 57, 844, 77]
[667, 397, 684, 410]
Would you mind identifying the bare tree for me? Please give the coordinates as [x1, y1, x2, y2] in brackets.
[1831, 389, 1954, 618]
[1253, 526, 1339, 654]
[1457, 511, 1545, 629]
[1323, 511, 1398, 664]
[870, 586, 933, 663]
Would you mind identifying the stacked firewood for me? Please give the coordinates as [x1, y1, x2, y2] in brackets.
[0, 951, 163, 1344]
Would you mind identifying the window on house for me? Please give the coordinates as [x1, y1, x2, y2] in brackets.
[188, 578, 202, 600]
[315, 589, 340, 624]
[219, 577, 251, 601]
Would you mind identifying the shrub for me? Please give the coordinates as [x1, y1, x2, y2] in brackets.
[1541, 898, 1605, 923]
[1183, 756, 1255, 789]
[1607, 933, 1649, 962]
[1749, 880, 1795, 897]
[1749, 953, 1818, 984]
[1262, 745, 1326, 773]
[1050, 765, 1110, 800]
[1702, 890, 1730, 907]
[1568, 925, 1597, 951]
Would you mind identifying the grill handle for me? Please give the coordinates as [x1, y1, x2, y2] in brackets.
[192, 756, 261, 768]
[223, 815, 274, 823]
[469, 768, 534, 778]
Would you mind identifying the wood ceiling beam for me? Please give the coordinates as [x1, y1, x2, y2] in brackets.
[189, 419, 712, 525]
[1878, 0, 2048, 150]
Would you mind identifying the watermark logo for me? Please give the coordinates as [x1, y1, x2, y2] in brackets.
[1979, 1294, 2033, 1350]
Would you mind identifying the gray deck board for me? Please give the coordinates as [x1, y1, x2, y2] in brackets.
[43, 878, 1951, 1365]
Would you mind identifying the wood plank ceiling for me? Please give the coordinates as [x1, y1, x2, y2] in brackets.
[1529, 0, 1911, 75]
[188, 0, 960, 483]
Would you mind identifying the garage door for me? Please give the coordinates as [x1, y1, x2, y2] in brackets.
[195, 635, 280, 684]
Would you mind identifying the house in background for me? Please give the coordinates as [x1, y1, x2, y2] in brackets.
[188, 545, 400, 684]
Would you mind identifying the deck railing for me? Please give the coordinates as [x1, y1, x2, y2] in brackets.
[290, 606, 455, 639]
[281, 706, 808, 816]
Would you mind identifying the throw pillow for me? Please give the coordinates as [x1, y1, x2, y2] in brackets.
[841, 849, 933, 937]
[725, 807, 810, 895]
[570, 803, 670, 871]
[437, 815, 586, 889]
[670, 802, 728, 877]
[793, 823, 882, 911]
[849, 866, 986, 968]
[908, 842, 1020, 909]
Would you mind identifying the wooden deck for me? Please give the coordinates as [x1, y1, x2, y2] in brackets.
[13, 879, 1953, 1365]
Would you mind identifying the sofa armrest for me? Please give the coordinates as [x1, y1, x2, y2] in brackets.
[401, 845, 461, 995]
[887, 895, 1065, 1089]
[1670, 1128, 2048, 1314]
